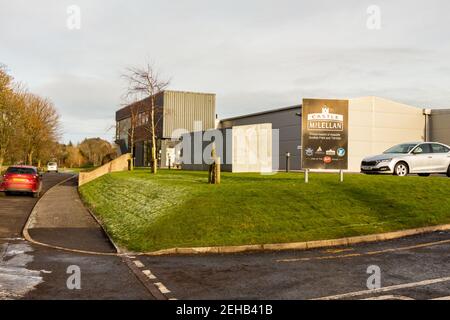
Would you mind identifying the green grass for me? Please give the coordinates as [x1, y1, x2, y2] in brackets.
[79, 169, 450, 252]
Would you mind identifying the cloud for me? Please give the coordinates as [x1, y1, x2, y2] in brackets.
[1, 0, 450, 143]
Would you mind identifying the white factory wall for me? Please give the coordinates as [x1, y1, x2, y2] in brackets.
[348, 97, 426, 172]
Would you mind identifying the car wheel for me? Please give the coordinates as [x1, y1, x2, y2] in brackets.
[418, 173, 430, 177]
[394, 162, 409, 176]
[447, 165, 450, 177]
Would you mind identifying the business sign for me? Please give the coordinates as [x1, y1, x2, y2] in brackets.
[301, 99, 348, 170]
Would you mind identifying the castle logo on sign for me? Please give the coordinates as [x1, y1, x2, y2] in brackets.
[307, 106, 344, 131]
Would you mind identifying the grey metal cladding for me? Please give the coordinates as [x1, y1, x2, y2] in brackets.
[430, 109, 450, 145]
[162, 91, 216, 139]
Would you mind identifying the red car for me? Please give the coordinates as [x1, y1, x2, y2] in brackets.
[0, 165, 43, 198]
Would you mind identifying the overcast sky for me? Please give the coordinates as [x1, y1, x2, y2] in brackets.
[1, 0, 450, 143]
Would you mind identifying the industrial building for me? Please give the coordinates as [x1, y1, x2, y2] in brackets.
[116, 93, 450, 173]
[115, 90, 215, 167]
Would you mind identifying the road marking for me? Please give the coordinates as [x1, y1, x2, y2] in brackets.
[133, 260, 145, 268]
[314, 276, 450, 300]
[432, 296, 450, 300]
[142, 269, 156, 280]
[323, 248, 354, 254]
[362, 295, 414, 300]
[155, 282, 171, 294]
[278, 238, 450, 263]
[0, 238, 24, 241]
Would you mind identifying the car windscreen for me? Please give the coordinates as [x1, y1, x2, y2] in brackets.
[48, 162, 57, 166]
[383, 144, 417, 154]
[6, 167, 37, 175]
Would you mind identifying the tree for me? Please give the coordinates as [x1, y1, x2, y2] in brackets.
[117, 100, 140, 170]
[65, 144, 85, 168]
[0, 63, 61, 168]
[79, 138, 116, 166]
[122, 63, 169, 174]
[0, 65, 16, 169]
[21, 93, 60, 166]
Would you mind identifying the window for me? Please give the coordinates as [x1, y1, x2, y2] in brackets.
[384, 143, 417, 154]
[6, 167, 37, 175]
[413, 144, 432, 154]
[431, 144, 450, 153]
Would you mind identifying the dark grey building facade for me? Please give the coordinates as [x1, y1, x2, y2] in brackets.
[220, 105, 302, 171]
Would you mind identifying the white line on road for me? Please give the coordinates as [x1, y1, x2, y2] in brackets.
[155, 282, 171, 294]
[362, 295, 415, 300]
[142, 269, 156, 280]
[133, 260, 145, 268]
[432, 296, 450, 300]
[314, 276, 450, 300]
[278, 239, 450, 263]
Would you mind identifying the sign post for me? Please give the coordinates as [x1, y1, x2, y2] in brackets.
[301, 99, 349, 180]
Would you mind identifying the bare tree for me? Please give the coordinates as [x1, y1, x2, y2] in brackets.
[122, 63, 169, 174]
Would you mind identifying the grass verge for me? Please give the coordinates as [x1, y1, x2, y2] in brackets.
[79, 169, 450, 252]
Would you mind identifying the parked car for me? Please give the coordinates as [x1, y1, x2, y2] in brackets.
[0, 165, 43, 197]
[361, 142, 450, 177]
[47, 162, 58, 173]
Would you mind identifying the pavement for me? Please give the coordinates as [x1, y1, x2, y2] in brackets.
[1, 172, 449, 300]
[27, 176, 115, 253]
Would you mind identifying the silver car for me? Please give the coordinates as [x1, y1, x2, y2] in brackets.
[361, 142, 450, 177]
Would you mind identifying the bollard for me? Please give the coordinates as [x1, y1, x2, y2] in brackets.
[285, 152, 291, 173]
[339, 170, 344, 182]
[305, 169, 309, 183]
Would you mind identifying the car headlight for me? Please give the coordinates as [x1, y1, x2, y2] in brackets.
[375, 158, 392, 164]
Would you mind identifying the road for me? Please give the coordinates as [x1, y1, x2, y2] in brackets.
[1, 172, 449, 300]
[0, 173, 153, 300]
[138, 230, 450, 300]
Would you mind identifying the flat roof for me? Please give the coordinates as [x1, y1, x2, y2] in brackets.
[431, 108, 450, 114]
[221, 104, 302, 122]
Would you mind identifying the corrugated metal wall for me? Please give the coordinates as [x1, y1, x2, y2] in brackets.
[431, 109, 450, 146]
[162, 91, 216, 139]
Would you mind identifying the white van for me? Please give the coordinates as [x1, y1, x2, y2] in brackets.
[47, 162, 58, 173]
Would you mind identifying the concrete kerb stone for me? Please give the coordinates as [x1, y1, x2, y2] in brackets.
[143, 224, 450, 256]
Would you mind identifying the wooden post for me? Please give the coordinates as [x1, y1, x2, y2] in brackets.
[209, 147, 220, 184]
[215, 157, 221, 184]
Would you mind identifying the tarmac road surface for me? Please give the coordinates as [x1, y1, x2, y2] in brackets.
[1, 172, 449, 300]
